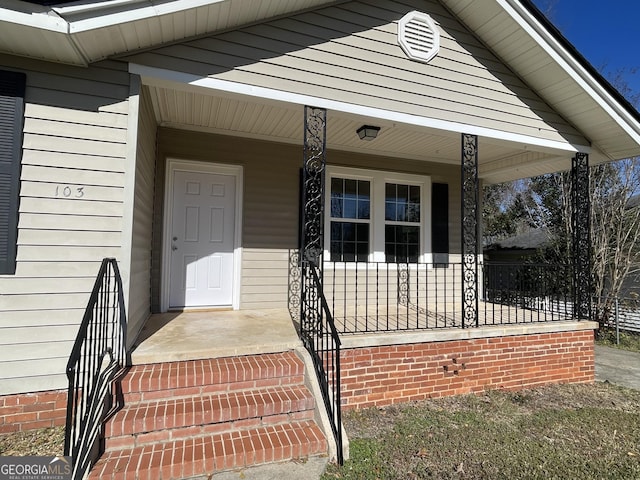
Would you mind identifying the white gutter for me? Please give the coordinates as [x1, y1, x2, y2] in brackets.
[52, 0, 149, 16]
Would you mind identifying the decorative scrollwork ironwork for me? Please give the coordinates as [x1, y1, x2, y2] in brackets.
[301, 107, 327, 264]
[461, 134, 479, 328]
[397, 262, 409, 306]
[288, 248, 301, 325]
[572, 153, 591, 320]
[301, 106, 327, 337]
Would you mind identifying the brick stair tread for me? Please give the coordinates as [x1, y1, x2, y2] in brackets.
[106, 385, 316, 438]
[121, 351, 304, 399]
[90, 421, 327, 480]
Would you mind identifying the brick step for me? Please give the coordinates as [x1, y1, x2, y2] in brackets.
[104, 385, 316, 450]
[120, 352, 305, 403]
[90, 421, 328, 480]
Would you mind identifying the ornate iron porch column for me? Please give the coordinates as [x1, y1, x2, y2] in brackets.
[572, 153, 591, 320]
[300, 106, 327, 339]
[461, 134, 479, 328]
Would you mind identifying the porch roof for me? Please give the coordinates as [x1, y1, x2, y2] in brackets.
[2, 0, 640, 183]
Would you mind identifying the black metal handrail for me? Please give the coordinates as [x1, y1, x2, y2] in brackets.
[64, 258, 128, 479]
[301, 260, 343, 465]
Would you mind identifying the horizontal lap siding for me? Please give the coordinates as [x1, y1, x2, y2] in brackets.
[156, 129, 460, 310]
[129, 0, 585, 146]
[127, 85, 157, 345]
[0, 56, 130, 395]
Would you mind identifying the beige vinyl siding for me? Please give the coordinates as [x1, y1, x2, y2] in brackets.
[0, 55, 130, 395]
[156, 128, 460, 310]
[126, 85, 157, 345]
[126, 0, 586, 147]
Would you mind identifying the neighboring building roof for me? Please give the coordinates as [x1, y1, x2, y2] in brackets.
[627, 194, 640, 211]
[484, 228, 550, 251]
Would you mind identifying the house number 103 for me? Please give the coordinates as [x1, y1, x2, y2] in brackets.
[55, 185, 85, 198]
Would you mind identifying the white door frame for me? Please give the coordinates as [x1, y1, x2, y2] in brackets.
[161, 158, 243, 312]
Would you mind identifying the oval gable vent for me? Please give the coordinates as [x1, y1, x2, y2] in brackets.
[398, 11, 440, 63]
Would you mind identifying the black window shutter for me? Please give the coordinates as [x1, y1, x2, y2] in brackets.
[0, 70, 26, 275]
[431, 183, 449, 266]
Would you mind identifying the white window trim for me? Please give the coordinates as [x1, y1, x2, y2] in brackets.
[324, 166, 432, 264]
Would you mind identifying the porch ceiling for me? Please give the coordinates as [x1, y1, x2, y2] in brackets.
[147, 84, 571, 184]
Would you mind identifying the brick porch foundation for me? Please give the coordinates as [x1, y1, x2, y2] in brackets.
[340, 325, 595, 409]
[0, 390, 67, 434]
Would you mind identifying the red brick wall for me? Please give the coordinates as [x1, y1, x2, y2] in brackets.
[340, 330, 594, 409]
[0, 390, 67, 434]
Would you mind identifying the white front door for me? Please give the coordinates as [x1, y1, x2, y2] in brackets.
[169, 169, 236, 308]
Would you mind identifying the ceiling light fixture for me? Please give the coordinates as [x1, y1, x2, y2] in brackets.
[356, 125, 380, 141]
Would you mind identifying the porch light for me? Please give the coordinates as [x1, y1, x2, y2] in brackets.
[356, 125, 380, 141]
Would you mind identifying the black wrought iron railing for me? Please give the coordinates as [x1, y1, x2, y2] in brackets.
[321, 260, 576, 334]
[482, 262, 573, 324]
[301, 260, 343, 465]
[64, 258, 128, 479]
[325, 261, 462, 332]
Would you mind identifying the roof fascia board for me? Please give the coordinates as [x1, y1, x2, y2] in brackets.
[500, 0, 640, 148]
[58, 0, 227, 33]
[1, 0, 226, 33]
[130, 62, 591, 155]
[0, 7, 68, 32]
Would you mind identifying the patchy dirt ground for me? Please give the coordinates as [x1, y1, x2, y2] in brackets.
[0, 426, 64, 456]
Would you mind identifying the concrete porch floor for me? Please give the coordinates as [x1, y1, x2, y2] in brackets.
[130, 309, 302, 364]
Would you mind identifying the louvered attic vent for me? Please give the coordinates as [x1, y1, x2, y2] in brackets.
[398, 11, 440, 63]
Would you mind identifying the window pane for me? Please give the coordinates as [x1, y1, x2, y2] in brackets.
[385, 225, 420, 263]
[331, 177, 342, 195]
[397, 184, 408, 202]
[330, 177, 370, 220]
[344, 199, 357, 218]
[407, 203, 420, 222]
[397, 202, 407, 222]
[330, 197, 342, 218]
[385, 200, 395, 221]
[385, 182, 420, 223]
[345, 178, 357, 196]
[385, 182, 395, 199]
[358, 199, 370, 220]
[410, 185, 420, 203]
[330, 221, 369, 262]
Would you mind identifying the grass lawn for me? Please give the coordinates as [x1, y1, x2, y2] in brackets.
[323, 383, 640, 480]
[597, 328, 640, 353]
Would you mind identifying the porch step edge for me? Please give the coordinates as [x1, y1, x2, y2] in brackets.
[104, 410, 316, 451]
[105, 385, 316, 440]
[90, 421, 328, 480]
[120, 351, 305, 396]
